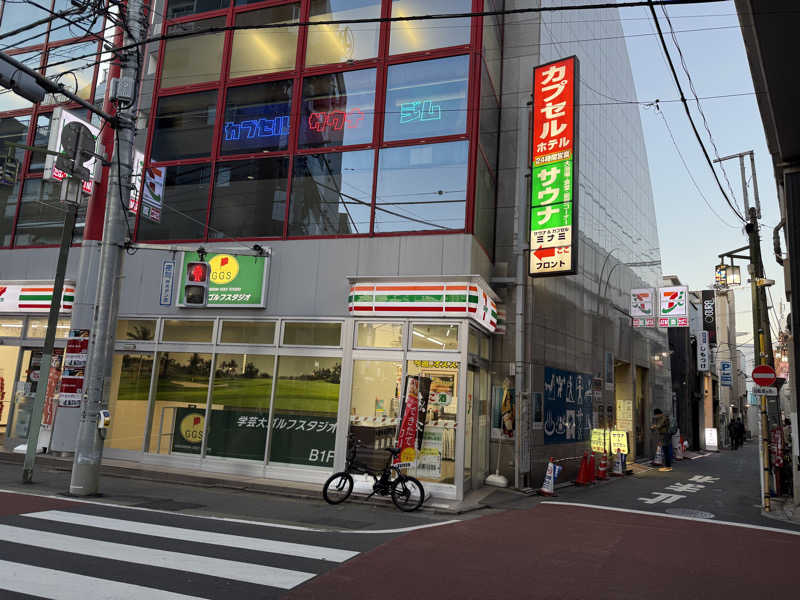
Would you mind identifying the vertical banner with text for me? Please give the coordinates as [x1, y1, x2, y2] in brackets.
[530, 56, 579, 277]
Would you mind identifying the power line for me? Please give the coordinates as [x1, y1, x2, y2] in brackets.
[659, 3, 741, 211]
[650, 101, 739, 229]
[646, 0, 746, 224]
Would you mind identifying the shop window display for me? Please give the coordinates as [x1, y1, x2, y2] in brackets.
[206, 353, 274, 461]
[148, 352, 212, 454]
[106, 353, 154, 451]
[404, 360, 459, 484]
[269, 356, 341, 467]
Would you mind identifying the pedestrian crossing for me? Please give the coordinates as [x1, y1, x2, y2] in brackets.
[0, 500, 370, 599]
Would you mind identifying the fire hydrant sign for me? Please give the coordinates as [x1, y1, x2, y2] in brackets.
[530, 56, 579, 277]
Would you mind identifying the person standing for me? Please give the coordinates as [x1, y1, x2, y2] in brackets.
[728, 419, 738, 450]
[735, 418, 745, 449]
[651, 409, 672, 471]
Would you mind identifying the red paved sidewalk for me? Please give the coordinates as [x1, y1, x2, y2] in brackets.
[0, 490, 78, 516]
[289, 503, 800, 600]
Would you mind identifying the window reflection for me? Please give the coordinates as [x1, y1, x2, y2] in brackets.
[137, 164, 211, 241]
[151, 91, 218, 162]
[0, 178, 19, 247]
[389, 0, 471, 55]
[0, 53, 39, 112]
[289, 150, 373, 236]
[306, 0, 381, 67]
[209, 157, 289, 238]
[479, 67, 499, 173]
[384, 55, 469, 142]
[374, 141, 468, 232]
[15, 179, 85, 246]
[49, 0, 104, 41]
[161, 18, 225, 88]
[44, 42, 99, 103]
[299, 69, 376, 149]
[167, 0, 228, 19]
[0, 2, 48, 48]
[221, 81, 292, 156]
[474, 156, 495, 258]
[28, 113, 50, 173]
[0, 115, 28, 164]
[230, 5, 300, 78]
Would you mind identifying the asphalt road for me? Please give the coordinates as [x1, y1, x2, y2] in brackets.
[1, 442, 798, 599]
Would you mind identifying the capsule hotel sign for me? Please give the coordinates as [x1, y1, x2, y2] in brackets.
[530, 56, 579, 277]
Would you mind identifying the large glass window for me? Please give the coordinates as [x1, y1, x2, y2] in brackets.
[479, 67, 499, 173]
[389, 0, 471, 55]
[148, 352, 212, 454]
[49, 0, 105, 42]
[0, 1, 47, 48]
[136, 163, 212, 241]
[221, 81, 293, 156]
[44, 42, 98, 104]
[167, 0, 228, 19]
[25, 317, 71, 339]
[209, 157, 289, 238]
[374, 141, 468, 232]
[14, 179, 72, 246]
[356, 323, 404, 348]
[0, 317, 23, 337]
[0, 115, 29, 163]
[411, 323, 459, 350]
[0, 179, 20, 247]
[289, 150, 373, 236]
[116, 319, 157, 340]
[269, 356, 340, 467]
[282, 322, 341, 346]
[151, 91, 218, 162]
[306, 0, 381, 67]
[28, 113, 51, 173]
[161, 320, 214, 342]
[207, 353, 274, 461]
[230, 4, 300, 79]
[299, 69, 376, 149]
[220, 320, 276, 344]
[107, 353, 154, 451]
[384, 55, 469, 142]
[161, 17, 225, 89]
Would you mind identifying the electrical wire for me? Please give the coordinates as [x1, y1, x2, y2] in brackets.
[659, 3, 741, 212]
[650, 101, 739, 229]
[646, 1, 746, 224]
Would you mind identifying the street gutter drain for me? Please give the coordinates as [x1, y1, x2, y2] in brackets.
[665, 508, 715, 519]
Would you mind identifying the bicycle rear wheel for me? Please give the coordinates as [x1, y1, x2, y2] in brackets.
[323, 472, 354, 504]
[391, 476, 425, 512]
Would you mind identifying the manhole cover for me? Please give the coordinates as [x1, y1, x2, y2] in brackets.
[665, 508, 715, 519]
[134, 499, 204, 511]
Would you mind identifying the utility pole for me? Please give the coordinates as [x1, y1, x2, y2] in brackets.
[69, 0, 144, 496]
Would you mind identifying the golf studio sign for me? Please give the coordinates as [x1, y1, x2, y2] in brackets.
[530, 56, 579, 277]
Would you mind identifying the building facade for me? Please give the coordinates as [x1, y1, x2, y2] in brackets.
[0, 0, 668, 500]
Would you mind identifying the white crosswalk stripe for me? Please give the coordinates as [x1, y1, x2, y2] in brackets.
[0, 559, 204, 600]
[28, 510, 359, 562]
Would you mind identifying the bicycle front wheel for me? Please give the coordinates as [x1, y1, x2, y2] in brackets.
[323, 472, 354, 505]
[391, 476, 425, 512]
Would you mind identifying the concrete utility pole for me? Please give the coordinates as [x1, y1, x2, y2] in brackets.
[69, 0, 144, 496]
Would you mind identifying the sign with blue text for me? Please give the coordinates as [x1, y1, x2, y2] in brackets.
[720, 361, 732, 387]
[160, 260, 174, 306]
[543, 366, 593, 444]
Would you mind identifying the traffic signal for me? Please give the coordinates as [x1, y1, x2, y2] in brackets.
[184, 261, 210, 307]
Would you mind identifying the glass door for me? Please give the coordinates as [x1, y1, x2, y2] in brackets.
[106, 352, 155, 453]
[471, 365, 489, 489]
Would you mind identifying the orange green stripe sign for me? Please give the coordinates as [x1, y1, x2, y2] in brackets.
[0, 283, 74, 313]
[348, 282, 498, 333]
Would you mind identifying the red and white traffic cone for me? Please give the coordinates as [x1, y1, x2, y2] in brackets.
[574, 451, 592, 485]
[610, 449, 625, 476]
[597, 452, 609, 480]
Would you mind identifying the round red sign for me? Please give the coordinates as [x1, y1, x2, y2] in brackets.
[751, 365, 776, 387]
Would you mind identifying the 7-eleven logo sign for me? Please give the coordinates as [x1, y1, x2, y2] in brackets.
[659, 286, 687, 316]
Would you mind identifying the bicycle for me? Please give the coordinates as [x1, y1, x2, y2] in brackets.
[322, 435, 426, 512]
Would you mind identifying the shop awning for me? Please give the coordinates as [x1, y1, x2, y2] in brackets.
[346, 276, 499, 333]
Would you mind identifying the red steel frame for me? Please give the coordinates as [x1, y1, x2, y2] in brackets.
[133, 0, 490, 248]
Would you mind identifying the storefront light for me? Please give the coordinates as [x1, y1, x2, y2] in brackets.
[412, 330, 445, 346]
